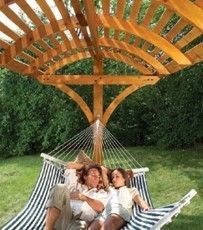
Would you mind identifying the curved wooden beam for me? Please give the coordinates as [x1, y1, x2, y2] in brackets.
[41, 50, 152, 75]
[156, 0, 203, 32]
[101, 50, 152, 75]
[44, 51, 91, 74]
[97, 15, 192, 65]
[98, 38, 170, 75]
[21, 40, 87, 74]
[54, 84, 93, 123]
[1, 18, 79, 64]
[21, 38, 165, 75]
[102, 85, 139, 125]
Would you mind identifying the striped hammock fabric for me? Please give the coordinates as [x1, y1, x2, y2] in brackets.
[2, 160, 196, 230]
[123, 174, 187, 230]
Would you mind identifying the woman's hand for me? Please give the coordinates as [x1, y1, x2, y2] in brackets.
[142, 205, 150, 211]
[66, 162, 84, 170]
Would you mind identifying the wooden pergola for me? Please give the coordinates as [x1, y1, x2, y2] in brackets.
[0, 0, 203, 163]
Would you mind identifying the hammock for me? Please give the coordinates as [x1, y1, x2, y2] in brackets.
[2, 121, 197, 230]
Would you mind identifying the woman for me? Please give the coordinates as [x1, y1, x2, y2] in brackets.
[88, 168, 150, 230]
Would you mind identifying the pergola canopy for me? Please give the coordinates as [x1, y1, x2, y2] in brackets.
[0, 0, 203, 124]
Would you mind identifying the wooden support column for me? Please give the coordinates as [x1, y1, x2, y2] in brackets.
[92, 58, 104, 164]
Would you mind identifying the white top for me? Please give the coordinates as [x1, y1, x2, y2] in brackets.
[64, 169, 108, 222]
[107, 186, 139, 214]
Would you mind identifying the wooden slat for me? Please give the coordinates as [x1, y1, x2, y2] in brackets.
[150, 46, 161, 56]
[0, 22, 19, 40]
[141, 41, 151, 51]
[114, 29, 120, 40]
[44, 51, 91, 74]
[29, 43, 76, 71]
[101, 50, 153, 75]
[123, 32, 131, 43]
[158, 0, 203, 32]
[185, 43, 203, 62]
[28, 45, 44, 58]
[104, 28, 109, 37]
[46, 34, 59, 47]
[175, 27, 202, 48]
[129, 0, 142, 23]
[36, 40, 50, 51]
[142, 2, 159, 27]
[98, 37, 170, 74]
[158, 53, 168, 63]
[22, 51, 36, 61]
[1, 6, 31, 33]
[165, 19, 188, 42]
[5, 59, 28, 74]
[54, 0, 72, 20]
[194, 0, 203, 9]
[36, 0, 56, 21]
[115, 0, 126, 19]
[102, 0, 110, 15]
[97, 15, 192, 65]
[19, 52, 35, 63]
[164, 60, 182, 73]
[133, 37, 142, 47]
[17, 0, 43, 27]
[0, 39, 10, 49]
[153, 8, 174, 34]
[39, 48, 152, 76]
[2, 19, 77, 64]
[22, 40, 87, 74]
[60, 31, 72, 49]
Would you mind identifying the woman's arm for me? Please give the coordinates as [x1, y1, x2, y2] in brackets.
[66, 161, 84, 170]
[133, 194, 150, 211]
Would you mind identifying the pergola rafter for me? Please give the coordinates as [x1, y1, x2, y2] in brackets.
[0, 0, 202, 122]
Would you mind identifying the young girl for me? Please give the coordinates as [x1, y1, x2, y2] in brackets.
[88, 168, 150, 230]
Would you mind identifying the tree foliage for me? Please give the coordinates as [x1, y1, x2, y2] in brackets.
[107, 62, 203, 148]
[0, 60, 202, 157]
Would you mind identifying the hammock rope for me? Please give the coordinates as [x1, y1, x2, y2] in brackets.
[46, 120, 143, 169]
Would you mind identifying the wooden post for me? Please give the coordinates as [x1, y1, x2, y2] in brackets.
[92, 58, 104, 164]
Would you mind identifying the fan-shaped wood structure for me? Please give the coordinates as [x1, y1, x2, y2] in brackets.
[0, 0, 203, 163]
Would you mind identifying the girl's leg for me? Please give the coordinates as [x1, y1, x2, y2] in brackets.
[101, 214, 126, 230]
[88, 219, 104, 230]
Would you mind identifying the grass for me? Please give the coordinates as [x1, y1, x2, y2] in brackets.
[0, 147, 203, 229]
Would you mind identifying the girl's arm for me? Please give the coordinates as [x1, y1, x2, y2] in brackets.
[133, 194, 150, 211]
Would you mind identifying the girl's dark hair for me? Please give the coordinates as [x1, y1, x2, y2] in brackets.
[111, 167, 130, 187]
[78, 163, 102, 185]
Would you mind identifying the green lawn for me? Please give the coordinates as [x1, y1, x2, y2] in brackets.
[0, 147, 203, 229]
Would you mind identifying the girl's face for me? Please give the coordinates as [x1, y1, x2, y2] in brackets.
[112, 169, 125, 188]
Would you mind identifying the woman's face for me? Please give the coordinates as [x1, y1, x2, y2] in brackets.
[112, 169, 125, 188]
